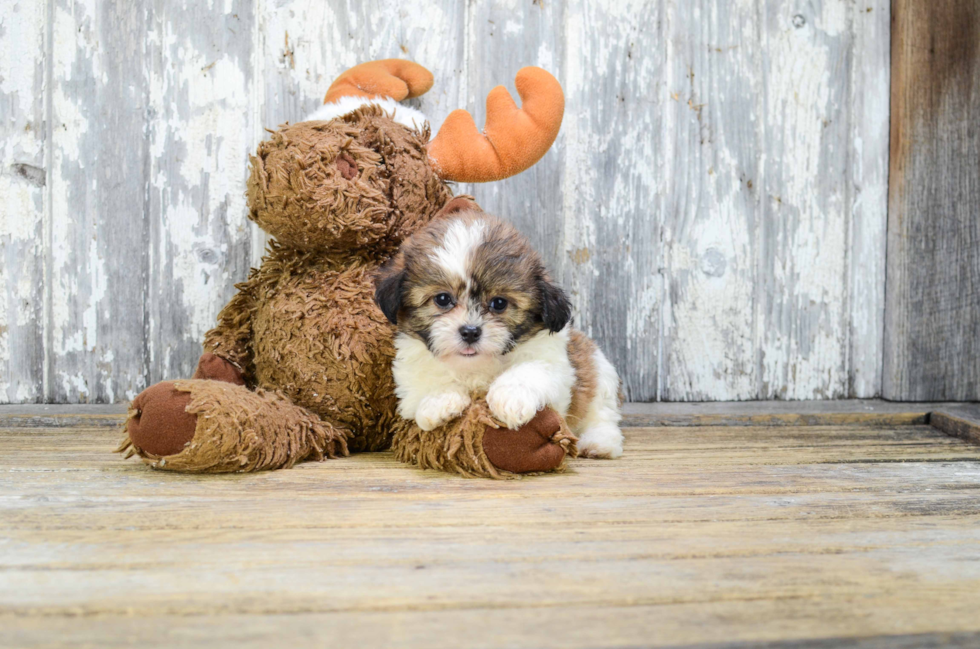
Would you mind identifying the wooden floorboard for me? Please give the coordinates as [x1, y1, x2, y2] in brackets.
[2, 421, 980, 647]
[4, 399, 980, 429]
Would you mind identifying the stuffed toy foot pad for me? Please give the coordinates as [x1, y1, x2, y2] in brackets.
[126, 382, 198, 457]
[482, 408, 571, 474]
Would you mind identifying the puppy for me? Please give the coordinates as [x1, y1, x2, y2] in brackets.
[374, 199, 623, 458]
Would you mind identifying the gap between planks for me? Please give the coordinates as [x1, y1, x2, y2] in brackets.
[0, 401, 977, 446]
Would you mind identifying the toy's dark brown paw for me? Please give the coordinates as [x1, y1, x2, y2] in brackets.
[192, 352, 245, 385]
[482, 408, 568, 474]
[126, 382, 198, 456]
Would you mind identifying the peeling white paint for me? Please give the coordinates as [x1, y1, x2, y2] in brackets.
[560, 8, 595, 330]
[847, 0, 890, 398]
[143, 1, 257, 384]
[660, 0, 761, 400]
[81, 235, 106, 353]
[1, 0, 891, 403]
[757, 0, 852, 399]
[503, 20, 522, 36]
[60, 371, 89, 400]
[0, 0, 46, 402]
[151, 49, 250, 343]
[49, 0, 99, 365]
[0, 175, 40, 242]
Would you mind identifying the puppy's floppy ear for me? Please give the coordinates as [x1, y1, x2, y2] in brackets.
[432, 195, 483, 221]
[538, 277, 572, 333]
[374, 256, 407, 324]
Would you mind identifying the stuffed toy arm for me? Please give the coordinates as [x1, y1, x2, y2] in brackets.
[196, 277, 258, 385]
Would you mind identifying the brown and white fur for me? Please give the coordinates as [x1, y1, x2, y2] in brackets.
[374, 202, 623, 458]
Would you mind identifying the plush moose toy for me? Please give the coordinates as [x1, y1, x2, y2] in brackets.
[119, 59, 575, 478]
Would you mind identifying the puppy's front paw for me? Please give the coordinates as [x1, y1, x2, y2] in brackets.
[486, 383, 544, 429]
[577, 423, 624, 459]
[415, 392, 471, 431]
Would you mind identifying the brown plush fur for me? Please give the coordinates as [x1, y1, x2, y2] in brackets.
[392, 399, 577, 479]
[247, 110, 447, 254]
[206, 246, 401, 452]
[119, 93, 573, 477]
[198, 109, 454, 455]
[565, 330, 599, 430]
[120, 379, 349, 472]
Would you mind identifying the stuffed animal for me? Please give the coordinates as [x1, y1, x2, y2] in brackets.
[118, 59, 575, 478]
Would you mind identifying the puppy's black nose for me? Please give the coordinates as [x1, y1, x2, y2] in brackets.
[459, 325, 482, 344]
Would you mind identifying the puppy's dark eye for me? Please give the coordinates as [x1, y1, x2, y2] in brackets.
[434, 293, 455, 309]
[488, 297, 508, 313]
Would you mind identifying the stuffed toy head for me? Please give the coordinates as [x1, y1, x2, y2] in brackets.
[244, 59, 565, 253]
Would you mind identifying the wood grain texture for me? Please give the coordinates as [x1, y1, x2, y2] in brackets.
[3, 421, 980, 646]
[46, 0, 149, 402]
[0, 0, 46, 403]
[144, 0, 257, 386]
[757, 0, 851, 400]
[465, 0, 566, 285]
[661, 0, 762, 400]
[8, 398, 972, 428]
[562, 0, 664, 401]
[884, 0, 980, 401]
[0, 1, 895, 403]
[847, 0, 890, 398]
[662, 1, 891, 401]
[931, 407, 980, 446]
[256, 0, 466, 146]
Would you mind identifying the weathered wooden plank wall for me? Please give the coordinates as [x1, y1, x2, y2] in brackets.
[884, 0, 980, 401]
[144, 0, 255, 388]
[0, 0, 46, 403]
[47, 0, 150, 404]
[0, 0, 892, 403]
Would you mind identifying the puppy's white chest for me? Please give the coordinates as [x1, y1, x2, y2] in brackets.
[442, 355, 507, 393]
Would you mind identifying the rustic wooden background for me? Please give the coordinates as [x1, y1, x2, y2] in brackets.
[885, 0, 980, 402]
[1, 0, 963, 405]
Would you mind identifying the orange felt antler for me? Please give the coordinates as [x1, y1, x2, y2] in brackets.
[427, 67, 564, 183]
[323, 59, 434, 104]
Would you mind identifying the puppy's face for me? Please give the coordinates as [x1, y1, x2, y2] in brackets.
[374, 198, 571, 361]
